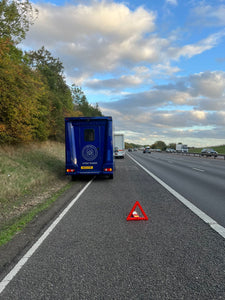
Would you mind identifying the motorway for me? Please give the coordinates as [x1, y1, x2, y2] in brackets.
[128, 151, 225, 228]
[0, 154, 225, 299]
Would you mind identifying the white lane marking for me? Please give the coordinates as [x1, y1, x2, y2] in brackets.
[127, 154, 225, 239]
[192, 168, 205, 172]
[0, 178, 94, 294]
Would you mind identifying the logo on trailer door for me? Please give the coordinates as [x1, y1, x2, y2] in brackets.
[82, 144, 98, 161]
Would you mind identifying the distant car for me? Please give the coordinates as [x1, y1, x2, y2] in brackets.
[166, 148, 176, 153]
[114, 146, 125, 158]
[128, 148, 132, 152]
[133, 148, 137, 151]
[201, 148, 218, 157]
[143, 147, 151, 153]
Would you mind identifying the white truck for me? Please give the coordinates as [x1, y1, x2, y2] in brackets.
[176, 144, 188, 153]
[113, 133, 125, 158]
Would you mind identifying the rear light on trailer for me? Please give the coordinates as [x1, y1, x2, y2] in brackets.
[104, 168, 112, 172]
[67, 169, 75, 173]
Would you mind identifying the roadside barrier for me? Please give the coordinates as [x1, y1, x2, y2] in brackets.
[166, 151, 225, 160]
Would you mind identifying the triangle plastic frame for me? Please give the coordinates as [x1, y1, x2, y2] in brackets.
[126, 201, 148, 221]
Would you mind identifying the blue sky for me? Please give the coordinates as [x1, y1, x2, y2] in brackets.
[22, 0, 225, 146]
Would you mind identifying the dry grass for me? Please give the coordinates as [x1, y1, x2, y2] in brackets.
[0, 141, 70, 228]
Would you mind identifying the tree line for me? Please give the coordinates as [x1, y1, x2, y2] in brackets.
[0, 0, 102, 144]
[126, 141, 177, 151]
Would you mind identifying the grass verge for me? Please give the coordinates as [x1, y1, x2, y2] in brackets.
[0, 141, 71, 246]
[189, 145, 225, 154]
[0, 183, 72, 246]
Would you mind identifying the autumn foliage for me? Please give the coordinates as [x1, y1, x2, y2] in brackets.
[0, 1, 102, 144]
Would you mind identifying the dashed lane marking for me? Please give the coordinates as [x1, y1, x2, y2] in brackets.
[127, 153, 225, 240]
[192, 168, 205, 172]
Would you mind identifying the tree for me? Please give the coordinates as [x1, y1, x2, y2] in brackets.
[0, 38, 47, 143]
[125, 142, 143, 149]
[0, 0, 37, 44]
[71, 85, 102, 117]
[168, 143, 176, 149]
[27, 47, 74, 141]
[151, 141, 167, 151]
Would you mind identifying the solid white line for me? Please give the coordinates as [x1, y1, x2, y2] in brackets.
[127, 154, 225, 239]
[0, 178, 94, 295]
[192, 167, 205, 172]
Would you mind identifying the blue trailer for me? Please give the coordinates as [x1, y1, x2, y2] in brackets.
[65, 116, 114, 179]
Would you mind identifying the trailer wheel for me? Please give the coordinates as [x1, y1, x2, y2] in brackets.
[109, 174, 113, 179]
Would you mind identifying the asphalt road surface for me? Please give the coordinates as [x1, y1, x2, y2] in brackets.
[128, 151, 225, 227]
[0, 155, 225, 299]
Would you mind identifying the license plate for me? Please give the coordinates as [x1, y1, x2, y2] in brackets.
[81, 166, 93, 170]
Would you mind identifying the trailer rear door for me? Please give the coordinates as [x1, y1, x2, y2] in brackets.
[74, 121, 106, 172]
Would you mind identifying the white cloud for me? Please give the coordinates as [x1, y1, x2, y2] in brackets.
[100, 70, 225, 113]
[30, 2, 155, 42]
[86, 75, 143, 91]
[189, 71, 225, 98]
[24, 1, 157, 76]
[154, 71, 225, 100]
[192, 97, 225, 111]
[23, 0, 224, 81]
[191, 4, 225, 27]
[169, 31, 225, 60]
[166, 0, 178, 6]
[191, 110, 206, 120]
[85, 65, 155, 92]
[21, 1, 225, 146]
[99, 70, 225, 145]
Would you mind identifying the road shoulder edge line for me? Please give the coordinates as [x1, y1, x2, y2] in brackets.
[0, 178, 94, 295]
[127, 153, 225, 239]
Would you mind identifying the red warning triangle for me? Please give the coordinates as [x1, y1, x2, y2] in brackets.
[127, 201, 148, 221]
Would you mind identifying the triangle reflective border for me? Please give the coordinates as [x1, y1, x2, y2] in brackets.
[127, 201, 148, 221]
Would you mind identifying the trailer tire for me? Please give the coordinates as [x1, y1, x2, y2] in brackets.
[109, 174, 113, 179]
